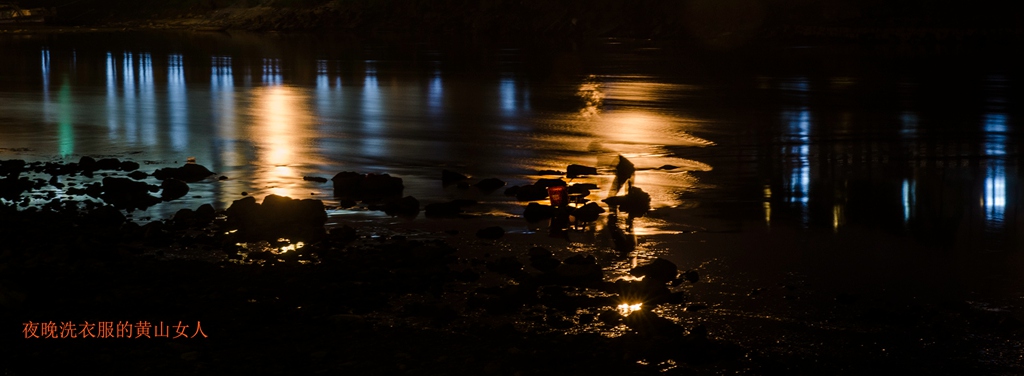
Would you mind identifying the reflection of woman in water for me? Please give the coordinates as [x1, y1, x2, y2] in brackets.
[603, 155, 651, 230]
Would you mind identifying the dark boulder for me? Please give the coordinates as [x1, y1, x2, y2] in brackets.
[331, 171, 403, 201]
[153, 163, 215, 182]
[194, 204, 217, 223]
[515, 185, 548, 201]
[303, 176, 329, 183]
[528, 247, 560, 273]
[571, 202, 605, 225]
[566, 164, 598, 178]
[95, 158, 122, 171]
[475, 178, 506, 193]
[77, 157, 97, 172]
[383, 196, 420, 217]
[536, 169, 563, 176]
[0, 160, 25, 178]
[160, 179, 190, 201]
[604, 186, 651, 218]
[99, 177, 161, 211]
[225, 194, 327, 241]
[119, 160, 140, 171]
[522, 202, 556, 222]
[442, 169, 468, 185]
[630, 258, 678, 285]
[504, 185, 520, 196]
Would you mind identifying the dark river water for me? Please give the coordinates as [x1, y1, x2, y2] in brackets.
[2, 31, 1023, 371]
[2, 32, 1020, 247]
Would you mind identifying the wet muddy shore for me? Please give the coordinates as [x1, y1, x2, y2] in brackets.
[3, 156, 1023, 375]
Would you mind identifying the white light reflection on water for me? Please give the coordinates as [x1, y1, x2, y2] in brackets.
[262, 58, 281, 86]
[315, 59, 339, 120]
[983, 113, 1007, 228]
[428, 69, 442, 114]
[361, 63, 383, 156]
[168, 54, 187, 151]
[782, 107, 812, 225]
[106, 52, 118, 138]
[211, 56, 238, 169]
[139, 53, 156, 146]
[500, 75, 516, 115]
[122, 52, 137, 143]
[902, 179, 916, 226]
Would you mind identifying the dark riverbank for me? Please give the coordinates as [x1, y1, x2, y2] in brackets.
[10, 0, 1024, 49]
[3, 156, 1023, 375]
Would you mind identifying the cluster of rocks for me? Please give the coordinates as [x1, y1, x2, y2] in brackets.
[0, 158, 216, 212]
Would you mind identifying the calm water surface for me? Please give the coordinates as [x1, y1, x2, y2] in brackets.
[1, 32, 1019, 250]
[3, 31, 1024, 371]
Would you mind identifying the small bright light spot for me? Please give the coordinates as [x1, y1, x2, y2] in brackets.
[617, 303, 642, 316]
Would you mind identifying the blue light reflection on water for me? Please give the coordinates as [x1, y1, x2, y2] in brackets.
[106, 52, 118, 138]
[262, 58, 281, 86]
[983, 113, 1008, 229]
[139, 53, 156, 146]
[361, 63, 383, 157]
[428, 70, 442, 114]
[781, 107, 811, 225]
[168, 54, 188, 151]
[123, 52, 137, 143]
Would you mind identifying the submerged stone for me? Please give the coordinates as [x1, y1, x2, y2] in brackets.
[474, 178, 506, 193]
[153, 163, 216, 182]
[226, 194, 327, 241]
[160, 178, 190, 201]
[442, 169, 468, 185]
[566, 164, 597, 178]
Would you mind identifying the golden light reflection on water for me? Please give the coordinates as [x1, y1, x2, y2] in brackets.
[249, 85, 321, 199]
[617, 303, 643, 316]
[566, 76, 715, 212]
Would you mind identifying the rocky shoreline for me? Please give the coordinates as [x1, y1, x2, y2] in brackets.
[1, 156, 729, 374]
[4, 155, 1024, 375]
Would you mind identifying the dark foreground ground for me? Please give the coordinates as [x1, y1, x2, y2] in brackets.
[2, 157, 1023, 375]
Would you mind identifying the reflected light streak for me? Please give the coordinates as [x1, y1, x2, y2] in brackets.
[106, 52, 118, 138]
[428, 70, 442, 113]
[902, 179, 916, 225]
[211, 56, 237, 167]
[123, 52, 137, 143]
[139, 53, 156, 146]
[262, 58, 281, 86]
[900, 111, 918, 137]
[500, 76, 516, 115]
[252, 85, 315, 198]
[40, 49, 50, 91]
[211, 56, 233, 90]
[783, 109, 811, 204]
[763, 185, 772, 226]
[168, 54, 188, 151]
[57, 77, 73, 157]
[41, 49, 51, 124]
[982, 113, 1008, 227]
[361, 65, 383, 156]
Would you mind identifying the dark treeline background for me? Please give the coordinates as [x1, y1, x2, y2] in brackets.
[16, 0, 1024, 46]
